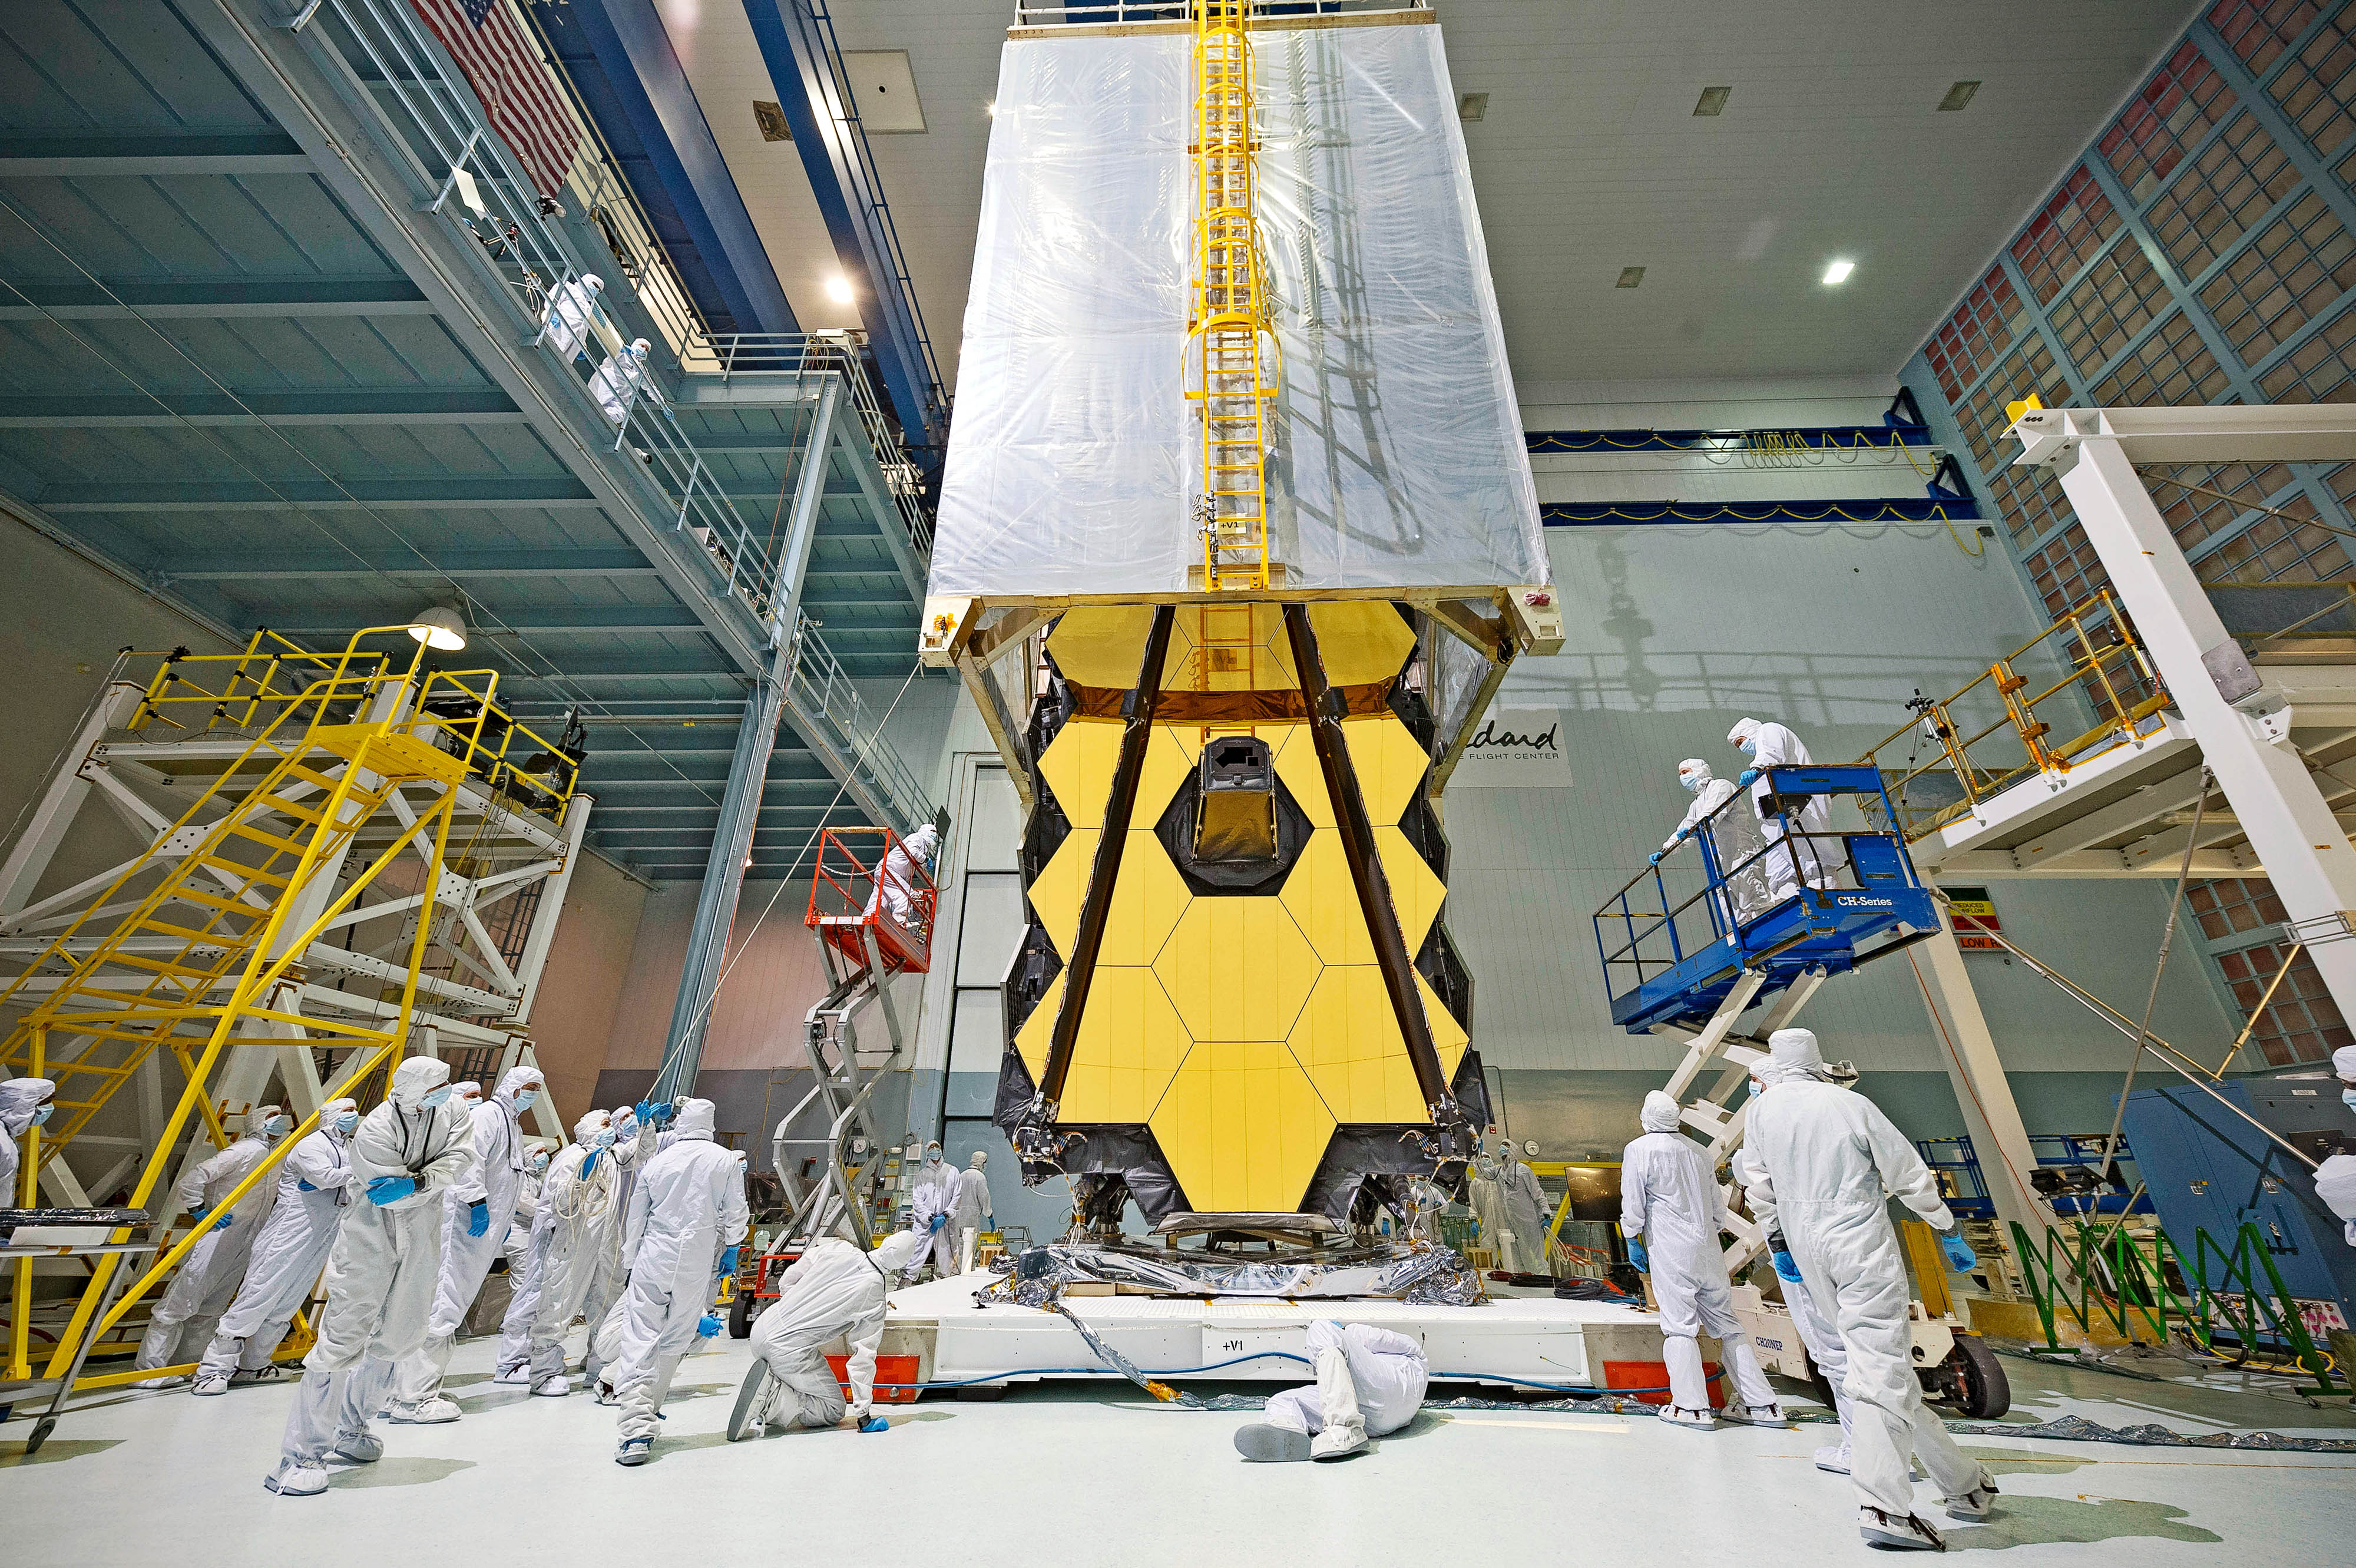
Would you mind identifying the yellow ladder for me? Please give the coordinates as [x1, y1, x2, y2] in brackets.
[1189, 0, 1276, 593]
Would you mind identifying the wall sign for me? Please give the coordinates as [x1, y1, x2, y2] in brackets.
[1946, 884, 2002, 952]
[1452, 707, 1573, 789]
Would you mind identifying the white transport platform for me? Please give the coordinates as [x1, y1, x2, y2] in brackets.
[881, 1272, 1677, 1394]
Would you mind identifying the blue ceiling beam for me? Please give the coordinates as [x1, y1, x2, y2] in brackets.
[0, 276, 431, 316]
[0, 130, 307, 174]
[32, 475, 595, 508]
[527, 0, 798, 337]
[274, 606, 709, 634]
[739, 0, 949, 459]
[159, 549, 660, 580]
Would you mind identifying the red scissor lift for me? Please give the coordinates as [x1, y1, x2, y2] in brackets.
[731, 828, 937, 1352]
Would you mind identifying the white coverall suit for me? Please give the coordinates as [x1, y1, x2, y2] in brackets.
[135, 1113, 286, 1377]
[491, 1153, 548, 1378]
[580, 1107, 656, 1383]
[864, 825, 937, 927]
[0, 1078, 54, 1197]
[391, 1065, 542, 1418]
[520, 1113, 628, 1393]
[1744, 1032, 1992, 1526]
[197, 1106, 359, 1386]
[588, 338, 650, 426]
[1620, 1091, 1781, 1424]
[1467, 1160, 1521, 1272]
[1498, 1152, 1549, 1273]
[1664, 759, 1770, 926]
[1730, 718, 1845, 903]
[2316, 1152, 2356, 1247]
[1735, 1141, 1855, 1471]
[951, 1155, 993, 1275]
[907, 1150, 958, 1281]
[542, 274, 603, 362]
[612, 1099, 750, 1448]
[734, 1230, 927, 1438]
[269, 1058, 474, 1496]
[1258, 1321, 1430, 1459]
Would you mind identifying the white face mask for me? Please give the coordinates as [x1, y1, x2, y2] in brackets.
[29, 1103, 54, 1127]
[264, 1115, 293, 1138]
[335, 1110, 360, 1134]
[419, 1087, 453, 1110]
[515, 1089, 538, 1112]
[591, 1127, 616, 1149]
[1679, 772, 1703, 793]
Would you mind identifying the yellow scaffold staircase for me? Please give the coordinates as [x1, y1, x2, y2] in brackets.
[4, 630, 497, 1382]
[1188, 0, 1279, 592]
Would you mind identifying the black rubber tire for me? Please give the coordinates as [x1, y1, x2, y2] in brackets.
[727, 1285, 756, 1340]
[1951, 1334, 2010, 1420]
[26, 1415, 54, 1457]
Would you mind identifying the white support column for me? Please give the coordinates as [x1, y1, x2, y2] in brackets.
[510, 791, 593, 1024]
[2031, 414, 2356, 1027]
[1911, 903, 2054, 1246]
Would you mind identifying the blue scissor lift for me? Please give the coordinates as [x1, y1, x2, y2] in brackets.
[1590, 766, 1941, 1267]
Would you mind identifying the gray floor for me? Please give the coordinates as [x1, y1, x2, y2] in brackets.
[5, 1330, 2352, 1566]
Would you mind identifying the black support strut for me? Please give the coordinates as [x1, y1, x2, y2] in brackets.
[1280, 603, 1453, 1113]
[1035, 606, 1177, 1107]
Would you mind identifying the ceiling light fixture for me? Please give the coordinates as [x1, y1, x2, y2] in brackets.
[985, 100, 997, 118]
[1822, 259, 1855, 285]
[1693, 85, 1730, 117]
[1938, 80, 1981, 112]
[1616, 267, 1645, 289]
[405, 605, 467, 651]
[826, 274, 855, 304]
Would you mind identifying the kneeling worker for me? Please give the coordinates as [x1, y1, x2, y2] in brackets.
[728, 1226, 928, 1440]
[1235, 1320, 1428, 1462]
[1621, 1090, 1785, 1431]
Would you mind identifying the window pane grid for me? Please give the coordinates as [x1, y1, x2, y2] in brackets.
[2153, 461, 2299, 550]
[2103, 43, 2236, 201]
[2256, 293, 2356, 396]
[2146, 112, 2301, 281]
[2089, 309, 2235, 405]
[2011, 166, 2125, 305]
[2050, 240, 2174, 378]
[2216, 937, 2350, 1064]
[2194, 492, 2352, 579]
[2191, 876, 2289, 938]
[1954, 339, 2063, 473]
[1987, 464, 2077, 549]
[2025, 522, 2115, 619]
[2201, 189, 2356, 361]
[1928, 266, 2023, 403]
[2209, 0, 2327, 76]
[2264, 0, 2356, 160]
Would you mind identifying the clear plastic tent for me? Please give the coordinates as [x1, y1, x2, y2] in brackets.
[934, 18, 1546, 598]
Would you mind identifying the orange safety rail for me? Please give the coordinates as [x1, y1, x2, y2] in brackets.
[804, 826, 935, 976]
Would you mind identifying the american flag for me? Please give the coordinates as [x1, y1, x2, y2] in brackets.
[409, 0, 580, 201]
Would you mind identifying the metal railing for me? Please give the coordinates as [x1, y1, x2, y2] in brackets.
[691, 330, 934, 559]
[1855, 589, 2169, 842]
[787, 613, 933, 833]
[290, 0, 843, 646]
[1014, 0, 1425, 24]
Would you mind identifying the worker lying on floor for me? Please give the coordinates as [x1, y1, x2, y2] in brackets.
[1745, 1027, 1996, 1552]
[267, 1057, 474, 1498]
[1620, 1091, 1785, 1431]
[196, 1098, 361, 1395]
[728, 1227, 928, 1442]
[135, 1102, 290, 1387]
[1233, 1321, 1430, 1462]
[611, 1097, 749, 1466]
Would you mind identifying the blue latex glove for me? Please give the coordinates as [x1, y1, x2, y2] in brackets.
[186, 1204, 210, 1226]
[297, 1179, 317, 1192]
[466, 1199, 490, 1239]
[1647, 851, 1663, 867]
[1771, 1248, 1803, 1283]
[581, 1149, 601, 1179]
[859, 1415, 888, 1433]
[634, 1099, 657, 1124]
[366, 1175, 417, 1206]
[209, 1210, 232, 1232]
[719, 1245, 740, 1279]
[928, 1212, 946, 1233]
[1736, 768, 1761, 790]
[697, 1312, 723, 1338]
[1938, 1231, 1978, 1272]
[1626, 1237, 1649, 1274]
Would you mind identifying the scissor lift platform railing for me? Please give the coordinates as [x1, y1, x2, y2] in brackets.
[1595, 766, 1940, 1036]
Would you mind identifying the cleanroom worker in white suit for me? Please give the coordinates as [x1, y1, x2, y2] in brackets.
[952, 1149, 994, 1275]
[865, 823, 938, 928]
[267, 1057, 473, 1497]
[388, 1064, 543, 1421]
[0, 1077, 54, 1197]
[1733, 1140, 1855, 1474]
[729, 1228, 928, 1441]
[517, 1110, 627, 1395]
[610, 1098, 750, 1466]
[1727, 717, 1845, 902]
[1655, 757, 1770, 925]
[196, 1098, 362, 1393]
[1619, 1091, 1785, 1431]
[135, 1103, 289, 1385]
[1745, 1028, 1996, 1552]
[1235, 1320, 1430, 1462]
